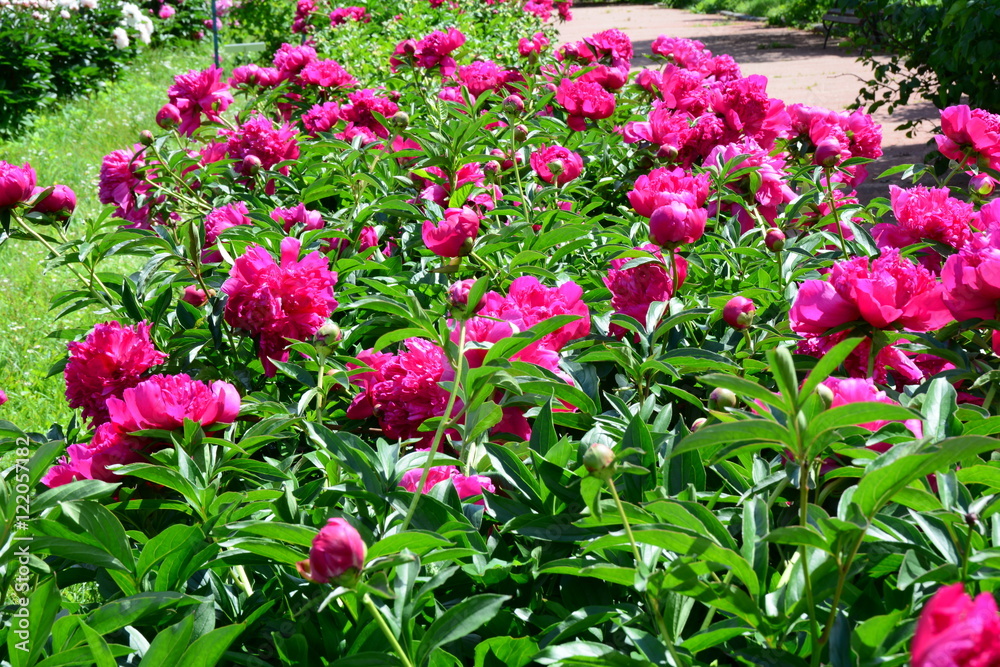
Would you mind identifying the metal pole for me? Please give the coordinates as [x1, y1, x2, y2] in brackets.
[211, 0, 220, 68]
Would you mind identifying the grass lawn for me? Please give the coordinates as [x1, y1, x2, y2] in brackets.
[0, 41, 212, 435]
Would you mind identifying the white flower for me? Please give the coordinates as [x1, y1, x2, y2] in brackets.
[81, 0, 96, 8]
[136, 16, 153, 43]
[59, 7, 69, 16]
[112, 26, 129, 49]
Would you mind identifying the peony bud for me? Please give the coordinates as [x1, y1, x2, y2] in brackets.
[691, 417, 707, 431]
[296, 518, 367, 585]
[182, 285, 208, 307]
[709, 387, 737, 411]
[156, 103, 181, 129]
[814, 138, 843, 168]
[484, 160, 501, 174]
[502, 94, 525, 114]
[241, 154, 262, 176]
[513, 124, 528, 143]
[765, 228, 785, 253]
[0, 161, 36, 209]
[815, 383, 834, 409]
[0, 389, 6, 406]
[139, 130, 155, 147]
[29, 184, 76, 219]
[389, 111, 409, 129]
[583, 442, 616, 480]
[448, 278, 479, 312]
[546, 160, 564, 177]
[317, 319, 342, 344]
[971, 173, 995, 197]
[723, 296, 756, 330]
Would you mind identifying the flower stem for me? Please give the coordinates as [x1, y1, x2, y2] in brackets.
[398, 321, 466, 532]
[362, 593, 414, 667]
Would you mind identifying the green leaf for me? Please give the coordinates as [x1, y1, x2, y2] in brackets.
[367, 531, 453, 560]
[474, 636, 538, 667]
[583, 529, 759, 596]
[767, 347, 799, 407]
[415, 595, 509, 667]
[32, 480, 120, 513]
[139, 614, 195, 667]
[528, 399, 556, 456]
[672, 420, 791, 458]
[8, 577, 61, 667]
[538, 560, 636, 586]
[231, 521, 317, 548]
[922, 378, 960, 441]
[806, 402, 919, 439]
[763, 526, 831, 553]
[579, 476, 604, 520]
[176, 624, 246, 667]
[79, 621, 117, 667]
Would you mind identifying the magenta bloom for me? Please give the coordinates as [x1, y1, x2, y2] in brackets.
[723, 296, 755, 329]
[648, 201, 707, 248]
[790, 249, 952, 335]
[822, 377, 922, 437]
[301, 102, 342, 135]
[0, 390, 6, 406]
[330, 6, 369, 24]
[64, 321, 167, 428]
[585, 28, 633, 62]
[872, 185, 975, 255]
[911, 583, 1000, 667]
[167, 67, 234, 136]
[29, 184, 76, 218]
[106, 373, 240, 433]
[228, 64, 282, 89]
[476, 276, 590, 352]
[297, 518, 367, 584]
[422, 207, 481, 257]
[205, 201, 252, 247]
[0, 161, 36, 209]
[225, 115, 300, 177]
[298, 60, 357, 89]
[272, 43, 318, 80]
[457, 60, 508, 98]
[392, 28, 466, 76]
[399, 465, 495, 504]
[158, 3, 175, 19]
[628, 167, 710, 218]
[347, 339, 456, 444]
[530, 144, 584, 185]
[555, 78, 616, 131]
[941, 247, 1000, 321]
[271, 203, 323, 232]
[604, 244, 685, 338]
[222, 237, 338, 375]
[935, 105, 1000, 171]
[518, 32, 549, 56]
[41, 423, 145, 488]
[339, 89, 399, 139]
[182, 285, 208, 307]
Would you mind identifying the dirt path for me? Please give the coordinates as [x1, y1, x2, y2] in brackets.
[558, 5, 938, 201]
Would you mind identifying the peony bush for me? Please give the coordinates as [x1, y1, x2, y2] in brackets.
[3, 0, 1000, 664]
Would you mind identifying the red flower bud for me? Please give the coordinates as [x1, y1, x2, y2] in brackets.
[723, 296, 756, 330]
[765, 228, 786, 253]
[296, 518, 367, 585]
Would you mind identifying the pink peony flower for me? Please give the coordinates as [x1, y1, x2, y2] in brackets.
[584, 28, 633, 62]
[529, 144, 584, 185]
[798, 331, 924, 387]
[347, 339, 457, 444]
[297, 518, 367, 584]
[158, 3, 175, 18]
[41, 423, 145, 488]
[167, 67, 234, 136]
[555, 78, 616, 131]
[106, 373, 240, 433]
[422, 206, 481, 257]
[222, 237, 338, 375]
[329, 6, 369, 24]
[790, 249, 952, 335]
[29, 184, 76, 218]
[64, 321, 168, 427]
[225, 114, 300, 177]
[182, 285, 208, 307]
[298, 60, 357, 89]
[648, 201, 707, 248]
[229, 64, 282, 89]
[604, 244, 685, 338]
[202, 201, 252, 262]
[456, 60, 509, 98]
[339, 89, 399, 139]
[273, 43, 318, 80]
[399, 465, 495, 504]
[935, 105, 1000, 171]
[392, 28, 466, 76]
[301, 102, 342, 135]
[474, 276, 590, 353]
[0, 390, 6, 406]
[941, 246, 1000, 321]
[911, 583, 1000, 667]
[723, 296, 755, 329]
[98, 148, 147, 218]
[628, 166, 710, 218]
[271, 203, 323, 232]
[821, 377, 922, 437]
[518, 32, 549, 56]
[872, 185, 975, 256]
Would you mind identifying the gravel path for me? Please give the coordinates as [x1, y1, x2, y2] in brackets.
[558, 5, 938, 201]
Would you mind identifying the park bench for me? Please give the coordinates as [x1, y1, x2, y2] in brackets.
[821, 8, 863, 48]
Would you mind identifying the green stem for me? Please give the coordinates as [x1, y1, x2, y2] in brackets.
[398, 321, 466, 532]
[362, 593, 414, 667]
[960, 520, 976, 584]
[818, 531, 865, 647]
[823, 172, 849, 259]
[799, 462, 822, 667]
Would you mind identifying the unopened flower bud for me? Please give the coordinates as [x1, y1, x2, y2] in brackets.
[448, 278, 478, 312]
[765, 228, 786, 252]
[484, 160, 501, 174]
[156, 103, 181, 130]
[513, 124, 528, 143]
[295, 518, 366, 585]
[971, 173, 995, 197]
[709, 387, 737, 411]
[388, 90, 402, 102]
[546, 160, 564, 177]
[583, 442, 616, 479]
[458, 235, 475, 257]
[317, 319, 341, 342]
[182, 285, 208, 307]
[691, 417, 707, 431]
[389, 111, 409, 129]
[241, 154, 262, 176]
[815, 138, 843, 168]
[502, 94, 525, 114]
[816, 383, 834, 409]
[139, 130, 155, 146]
[723, 296, 756, 330]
